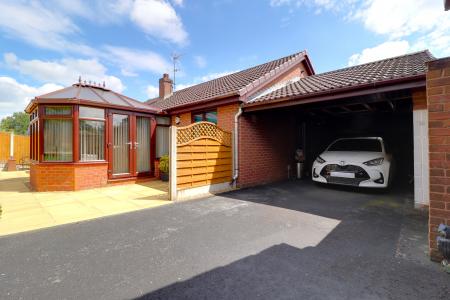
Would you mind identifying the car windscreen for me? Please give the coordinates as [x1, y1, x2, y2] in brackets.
[328, 139, 382, 152]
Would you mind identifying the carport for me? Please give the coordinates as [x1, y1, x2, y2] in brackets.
[291, 90, 415, 187]
[238, 51, 450, 261]
[240, 51, 430, 208]
[242, 88, 425, 198]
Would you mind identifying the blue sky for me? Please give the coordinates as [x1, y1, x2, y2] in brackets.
[0, 0, 449, 119]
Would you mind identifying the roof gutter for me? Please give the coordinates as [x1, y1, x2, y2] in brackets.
[244, 74, 426, 112]
[31, 97, 161, 114]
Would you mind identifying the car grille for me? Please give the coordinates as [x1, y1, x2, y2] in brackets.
[320, 164, 370, 186]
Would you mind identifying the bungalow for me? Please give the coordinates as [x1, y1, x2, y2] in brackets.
[25, 50, 450, 260]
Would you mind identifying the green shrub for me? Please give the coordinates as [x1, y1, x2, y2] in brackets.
[159, 155, 169, 174]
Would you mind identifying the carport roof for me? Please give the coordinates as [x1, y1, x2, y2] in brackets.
[245, 50, 434, 109]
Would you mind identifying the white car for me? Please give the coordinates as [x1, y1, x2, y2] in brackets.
[312, 137, 392, 188]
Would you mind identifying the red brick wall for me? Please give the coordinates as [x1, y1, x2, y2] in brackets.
[30, 162, 108, 191]
[172, 112, 191, 126]
[238, 110, 296, 187]
[171, 103, 240, 131]
[74, 164, 108, 190]
[217, 103, 240, 132]
[412, 88, 427, 110]
[426, 57, 450, 260]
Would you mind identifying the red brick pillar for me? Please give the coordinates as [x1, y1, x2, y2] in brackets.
[427, 57, 450, 261]
[154, 159, 160, 179]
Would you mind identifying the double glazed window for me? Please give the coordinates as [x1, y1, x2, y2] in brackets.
[42, 106, 105, 162]
[29, 109, 39, 161]
[79, 107, 105, 161]
[192, 110, 217, 124]
[43, 106, 73, 162]
[156, 117, 170, 158]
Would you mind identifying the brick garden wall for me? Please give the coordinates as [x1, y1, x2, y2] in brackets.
[30, 162, 108, 191]
[426, 57, 450, 260]
[238, 110, 296, 188]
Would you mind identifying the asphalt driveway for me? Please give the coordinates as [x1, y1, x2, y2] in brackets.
[1, 181, 449, 299]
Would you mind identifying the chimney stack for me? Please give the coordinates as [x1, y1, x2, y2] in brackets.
[159, 73, 173, 99]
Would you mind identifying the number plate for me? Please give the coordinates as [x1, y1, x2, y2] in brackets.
[330, 172, 355, 178]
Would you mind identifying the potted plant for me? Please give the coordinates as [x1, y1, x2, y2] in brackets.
[159, 155, 169, 182]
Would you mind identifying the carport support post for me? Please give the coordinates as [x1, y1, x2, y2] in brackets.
[169, 126, 177, 201]
[426, 56, 450, 261]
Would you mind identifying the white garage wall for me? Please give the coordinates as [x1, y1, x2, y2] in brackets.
[413, 109, 429, 207]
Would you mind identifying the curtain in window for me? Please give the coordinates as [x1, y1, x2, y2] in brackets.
[44, 119, 72, 161]
[156, 126, 169, 158]
[113, 114, 129, 174]
[136, 117, 151, 172]
[79, 120, 105, 161]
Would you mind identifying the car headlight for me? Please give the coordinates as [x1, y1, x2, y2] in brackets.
[316, 156, 326, 164]
[363, 157, 384, 166]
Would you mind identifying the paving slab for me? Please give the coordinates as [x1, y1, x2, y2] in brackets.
[0, 171, 169, 236]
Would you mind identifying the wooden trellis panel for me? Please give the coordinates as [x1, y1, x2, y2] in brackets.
[176, 122, 232, 190]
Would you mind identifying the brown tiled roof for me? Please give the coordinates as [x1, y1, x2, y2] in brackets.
[149, 51, 310, 110]
[246, 50, 434, 106]
[27, 83, 159, 113]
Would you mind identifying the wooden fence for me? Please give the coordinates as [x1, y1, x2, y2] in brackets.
[170, 122, 233, 200]
[0, 132, 30, 164]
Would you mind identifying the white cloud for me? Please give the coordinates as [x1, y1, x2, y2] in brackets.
[4, 53, 125, 93]
[351, 0, 447, 39]
[130, 0, 188, 45]
[0, 0, 96, 56]
[194, 55, 207, 68]
[104, 46, 171, 75]
[0, 77, 63, 119]
[348, 40, 410, 66]
[273, 0, 450, 64]
[347, 0, 450, 62]
[146, 85, 159, 98]
[269, 0, 354, 11]
[270, 0, 292, 6]
[0, 0, 188, 56]
[172, 0, 184, 6]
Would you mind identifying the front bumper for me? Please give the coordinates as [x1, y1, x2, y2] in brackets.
[312, 161, 389, 188]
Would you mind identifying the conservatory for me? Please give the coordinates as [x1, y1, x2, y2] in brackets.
[25, 82, 169, 191]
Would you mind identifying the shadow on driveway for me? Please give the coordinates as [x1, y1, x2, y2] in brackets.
[137, 181, 449, 300]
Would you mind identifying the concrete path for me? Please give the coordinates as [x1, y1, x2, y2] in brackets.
[0, 171, 169, 236]
[0, 181, 449, 299]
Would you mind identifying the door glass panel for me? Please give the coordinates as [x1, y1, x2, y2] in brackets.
[113, 114, 129, 174]
[136, 117, 151, 173]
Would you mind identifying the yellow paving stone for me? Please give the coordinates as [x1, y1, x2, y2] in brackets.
[1, 202, 42, 213]
[80, 197, 138, 211]
[1, 207, 48, 219]
[0, 170, 169, 236]
[128, 199, 168, 207]
[108, 191, 144, 201]
[45, 202, 101, 219]
[38, 196, 81, 207]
